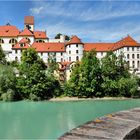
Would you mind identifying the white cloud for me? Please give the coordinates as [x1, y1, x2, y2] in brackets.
[29, 1, 140, 42]
[30, 6, 43, 15]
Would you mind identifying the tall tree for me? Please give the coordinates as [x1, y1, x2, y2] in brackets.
[17, 48, 60, 100]
[67, 50, 102, 97]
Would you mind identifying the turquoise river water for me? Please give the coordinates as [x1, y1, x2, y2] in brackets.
[0, 99, 140, 139]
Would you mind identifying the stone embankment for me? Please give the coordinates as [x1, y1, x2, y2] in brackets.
[59, 108, 140, 140]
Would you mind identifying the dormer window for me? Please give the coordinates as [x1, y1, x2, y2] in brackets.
[20, 43, 25, 47]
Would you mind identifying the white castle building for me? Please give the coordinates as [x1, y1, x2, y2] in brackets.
[0, 16, 140, 81]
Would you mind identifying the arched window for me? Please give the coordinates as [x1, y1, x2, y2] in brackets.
[76, 50, 78, 54]
[69, 57, 71, 61]
[76, 56, 79, 61]
[132, 54, 135, 59]
[127, 61, 129, 67]
[9, 38, 17, 45]
[137, 54, 139, 59]
[0, 38, 4, 44]
[138, 61, 140, 68]
[132, 61, 135, 68]
[127, 54, 129, 59]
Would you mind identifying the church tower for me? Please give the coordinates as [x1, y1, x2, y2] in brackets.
[24, 16, 34, 31]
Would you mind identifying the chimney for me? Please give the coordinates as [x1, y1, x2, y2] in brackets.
[60, 34, 65, 42]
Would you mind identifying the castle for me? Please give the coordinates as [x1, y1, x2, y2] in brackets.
[0, 16, 140, 81]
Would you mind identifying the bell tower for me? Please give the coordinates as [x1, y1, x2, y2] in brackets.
[24, 16, 34, 31]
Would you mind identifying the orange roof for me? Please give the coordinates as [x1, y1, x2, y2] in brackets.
[34, 31, 47, 39]
[84, 43, 114, 52]
[0, 25, 20, 37]
[32, 42, 65, 52]
[24, 16, 34, 25]
[12, 42, 30, 49]
[19, 38, 29, 44]
[67, 35, 83, 45]
[112, 35, 140, 50]
[60, 61, 73, 66]
[19, 28, 34, 36]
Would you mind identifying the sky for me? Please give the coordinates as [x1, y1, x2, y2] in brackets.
[1, 0, 140, 42]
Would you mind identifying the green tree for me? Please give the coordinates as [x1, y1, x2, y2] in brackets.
[0, 64, 17, 101]
[55, 33, 70, 41]
[67, 50, 102, 97]
[17, 48, 60, 100]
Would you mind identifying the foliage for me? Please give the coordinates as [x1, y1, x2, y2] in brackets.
[0, 46, 6, 64]
[16, 48, 61, 100]
[66, 50, 139, 98]
[55, 33, 70, 41]
[0, 64, 17, 101]
[66, 50, 103, 97]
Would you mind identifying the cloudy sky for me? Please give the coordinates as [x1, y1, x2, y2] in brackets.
[1, 0, 140, 42]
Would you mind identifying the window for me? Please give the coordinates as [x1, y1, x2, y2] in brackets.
[26, 37, 31, 43]
[137, 47, 139, 51]
[20, 43, 24, 47]
[0, 38, 4, 44]
[132, 47, 134, 51]
[137, 54, 139, 59]
[127, 61, 129, 67]
[132, 54, 135, 59]
[15, 50, 17, 54]
[127, 47, 129, 51]
[76, 44, 78, 47]
[69, 50, 71, 54]
[61, 52, 63, 56]
[9, 38, 17, 44]
[132, 61, 135, 68]
[41, 52, 43, 56]
[36, 40, 45, 43]
[101, 52, 103, 56]
[69, 45, 71, 48]
[76, 50, 78, 54]
[127, 54, 129, 59]
[21, 50, 22, 53]
[15, 56, 18, 61]
[138, 61, 140, 68]
[61, 58, 63, 62]
[76, 56, 79, 61]
[69, 57, 71, 61]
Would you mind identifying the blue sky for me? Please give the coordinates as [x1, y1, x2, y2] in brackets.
[1, 1, 140, 42]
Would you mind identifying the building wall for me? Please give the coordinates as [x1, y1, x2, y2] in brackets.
[65, 44, 84, 62]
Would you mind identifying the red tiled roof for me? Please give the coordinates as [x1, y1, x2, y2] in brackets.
[0, 25, 20, 37]
[24, 16, 34, 25]
[19, 28, 34, 36]
[34, 31, 47, 39]
[67, 35, 83, 45]
[19, 38, 29, 44]
[60, 61, 73, 66]
[112, 35, 140, 50]
[12, 42, 30, 49]
[32, 42, 65, 52]
[84, 43, 114, 52]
